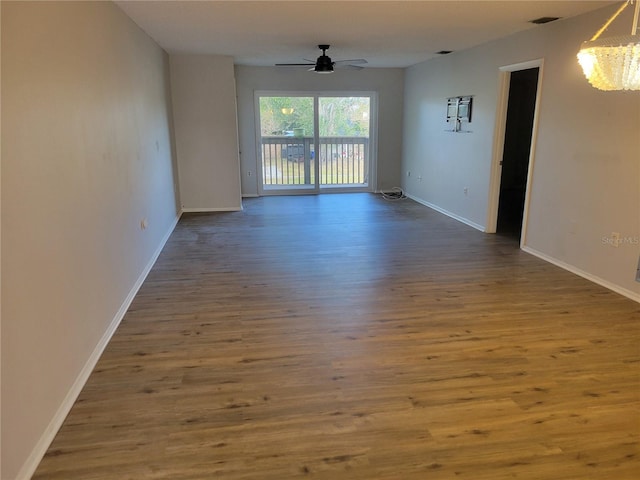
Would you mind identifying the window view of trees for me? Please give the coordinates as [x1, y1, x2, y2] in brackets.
[259, 97, 313, 136]
[259, 96, 370, 137]
[320, 97, 369, 137]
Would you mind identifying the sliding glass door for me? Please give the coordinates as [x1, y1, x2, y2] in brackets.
[257, 93, 374, 195]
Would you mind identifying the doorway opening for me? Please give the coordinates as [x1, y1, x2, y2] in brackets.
[487, 59, 543, 244]
[497, 67, 539, 240]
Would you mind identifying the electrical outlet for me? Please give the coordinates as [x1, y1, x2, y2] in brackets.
[611, 232, 620, 247]
[247, 171, 252, 177]
[463, 187, 469, 196]
[418, 175, 423, 182]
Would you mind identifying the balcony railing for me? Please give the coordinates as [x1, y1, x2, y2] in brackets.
[261, 136, 369, 187]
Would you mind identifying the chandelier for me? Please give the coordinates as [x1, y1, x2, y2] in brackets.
[577, 0, 640, 91]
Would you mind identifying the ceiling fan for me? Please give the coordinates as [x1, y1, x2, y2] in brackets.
[276, 45, 367, 74]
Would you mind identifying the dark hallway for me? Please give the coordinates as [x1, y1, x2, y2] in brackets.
[496, 67, 539, 240]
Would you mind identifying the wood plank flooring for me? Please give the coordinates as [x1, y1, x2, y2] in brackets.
[34, 193, 640, 479]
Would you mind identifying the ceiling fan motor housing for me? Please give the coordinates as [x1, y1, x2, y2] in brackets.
[315, 45, 334, 73]
[315, 54, 334, 73]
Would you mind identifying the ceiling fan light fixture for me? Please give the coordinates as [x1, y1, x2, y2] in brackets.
[315, 64, 334, 74]
[277, 45, 361, 73]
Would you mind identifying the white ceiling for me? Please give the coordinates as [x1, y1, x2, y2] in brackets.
[115, 1, 615, 68]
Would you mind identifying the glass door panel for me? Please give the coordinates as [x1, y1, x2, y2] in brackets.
[258, 96, 316, 192]
[319, 97, 370, 189]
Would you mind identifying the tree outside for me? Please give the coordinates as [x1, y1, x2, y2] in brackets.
[259, 96, 370, 137]
[259, 97, 313, 136]
[319, 97, 369, 137]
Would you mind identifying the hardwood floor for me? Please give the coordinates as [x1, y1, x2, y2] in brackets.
[34, 193, 639, 479]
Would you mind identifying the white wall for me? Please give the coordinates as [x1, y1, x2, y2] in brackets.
[1, 2, 180, 478]
[170, 55, 242, 211]
[0, 4, 3, 476]
[235, 66, 405, 195]
[401, 4, 640, 300]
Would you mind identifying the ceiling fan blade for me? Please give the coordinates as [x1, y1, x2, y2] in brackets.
[336, 64, 365, 70]
[333, 59, 367, 65]
[276, 46, 367, 73]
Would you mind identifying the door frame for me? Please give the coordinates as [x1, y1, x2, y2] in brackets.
[254, 90, 377, 196]
[486, 59, 544, 247]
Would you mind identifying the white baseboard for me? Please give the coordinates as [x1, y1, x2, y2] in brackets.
[405, 193, 485, 232]
[181, 206, 242, 213]
[522, 246, 640, 304]
[16, 213, 182, 480]
[405, 194, 639, 303]
[241, 194, 259, 198]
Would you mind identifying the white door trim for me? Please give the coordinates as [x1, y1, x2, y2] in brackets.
[486, 58, 544, 249]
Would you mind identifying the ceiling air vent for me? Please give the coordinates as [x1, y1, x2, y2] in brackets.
[529, 17, 560, 25]
[436, 50, 453, 55]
